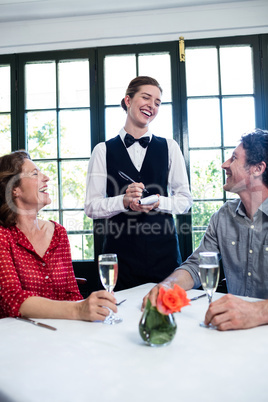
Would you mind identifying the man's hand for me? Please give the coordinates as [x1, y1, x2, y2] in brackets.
[142, 270, 195, 311]
[204, 294, 267, 331]
[142, 284, 162, 310]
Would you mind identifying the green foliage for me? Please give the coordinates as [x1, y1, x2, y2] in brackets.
[0, 114, 11, 156]
[192, 201, 222, 228]
[72, 215, 94, 261]
[191, 154, 223, 250]
[192, 157, 222, 199]
[27, 113, 94, 260]
[28, 115, 56, 159]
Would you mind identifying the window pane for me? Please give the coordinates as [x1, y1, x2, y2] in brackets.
[61, 160, 88, 209]
[192, 229, 206, 250]
[58, 60, 90, 108]
[222, 97, 255, 147]
[68, 234, 83, 260]
[185, 48, 219, 96]
[27, 111, 57, 159]
[63, 211, 92, 232]
[37, 160, 59, 210]
[68, 233, 94, 261]
[192, 201, 223, 250]
[138, 53, 172, 102]
[105, 55, 136, 105]
[105, 106, 126, 140]
[0, 65, 10, 112]
[25, 62, 56, 110]
[192, 201, 223, 227]
[190, 150, 223, 199]
[224, 148, 234, 159]
[82, 234, 94, 260]
[150, 104, 173, 139]
[188, 98, 221, 147]
[220, 46, 254, 95]
[59, 110, 91, 158]
[0, 114, 11, 156]
[63, 212, 94, 260]
[39, 210, 59, 223]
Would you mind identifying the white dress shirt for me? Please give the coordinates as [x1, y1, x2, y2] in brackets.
[84, 128, 193, 219]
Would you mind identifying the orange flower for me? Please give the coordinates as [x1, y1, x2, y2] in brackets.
[156, 284, 191, 315]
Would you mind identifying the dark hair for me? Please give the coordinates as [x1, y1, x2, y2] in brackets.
[121, 76, 163, 112]
[241, 128, 268, 187]
[0, 150, 31, 227]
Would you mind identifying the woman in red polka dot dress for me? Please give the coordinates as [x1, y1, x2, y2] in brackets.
[0, 151, 117, 321]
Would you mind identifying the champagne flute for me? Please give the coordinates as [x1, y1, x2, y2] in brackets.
[98, 253, 122, 324]
[198, 251, 220, 329]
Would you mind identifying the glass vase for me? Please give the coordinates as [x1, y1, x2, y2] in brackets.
[139, 299, 177, 347]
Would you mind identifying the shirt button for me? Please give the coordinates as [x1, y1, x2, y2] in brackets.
[232, 241, 236, 245]
[45, 275, 49, 280]
[42, 263, 46, 266]
[251, 225, 254, 229]
[248, 272, 252, 276]
[249, 250, 253, 254]
[266, 247, 268, 251]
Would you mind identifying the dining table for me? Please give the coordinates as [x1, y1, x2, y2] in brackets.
[0, 283, 268, 402]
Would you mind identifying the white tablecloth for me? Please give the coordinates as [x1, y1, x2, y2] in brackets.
[0, 283, 268, 402]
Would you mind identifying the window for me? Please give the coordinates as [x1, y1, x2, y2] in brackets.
[103, 52, 173, 140]
[20, 53, 95, 263]
[0, 35, 267, 291]
[0, 63, 11, 156]
[185, 36, 262, 250]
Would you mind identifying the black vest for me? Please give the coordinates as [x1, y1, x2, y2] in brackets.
[106, 134, 170, 231]
[102, 134, 181, 290]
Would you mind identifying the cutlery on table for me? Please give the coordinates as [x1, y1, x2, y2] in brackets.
[190, 293, 206, 301]
[16, 317, 57, 331]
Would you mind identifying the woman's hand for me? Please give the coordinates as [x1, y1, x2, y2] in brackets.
[123, 183, 160, 212]
[76, 290, 118, 322]
[123, 182, 144, 209]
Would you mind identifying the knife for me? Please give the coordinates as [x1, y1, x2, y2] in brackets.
[190, 293, 206, 301]
[16, 316, 57, 331]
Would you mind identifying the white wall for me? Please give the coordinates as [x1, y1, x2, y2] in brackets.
[0, 0, 268, 54]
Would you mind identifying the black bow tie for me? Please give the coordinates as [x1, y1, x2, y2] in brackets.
[124, 133, 150, 149]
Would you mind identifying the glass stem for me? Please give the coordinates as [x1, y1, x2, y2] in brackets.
[208, 295, 212, 305]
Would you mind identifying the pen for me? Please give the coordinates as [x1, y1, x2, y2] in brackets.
[118, 171, 149, 194]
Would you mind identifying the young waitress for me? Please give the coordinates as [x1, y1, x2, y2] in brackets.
[85, 76, 192, 290]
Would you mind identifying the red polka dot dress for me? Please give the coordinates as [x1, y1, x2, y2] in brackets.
[0, 221, 83, 318]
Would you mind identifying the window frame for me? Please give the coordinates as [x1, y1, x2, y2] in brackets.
[0, 54, 17, 151]
[16, 48, 100, 293]
[96, 41, 193, 260]
[1, 34, 267, 295]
